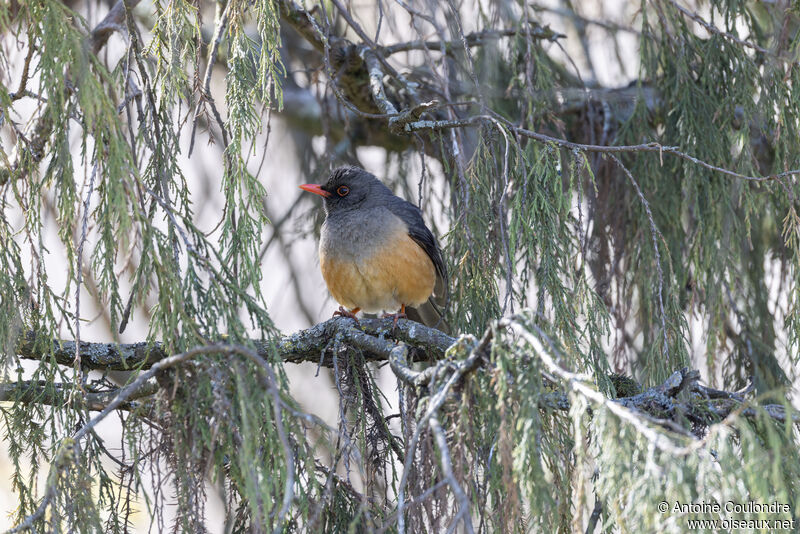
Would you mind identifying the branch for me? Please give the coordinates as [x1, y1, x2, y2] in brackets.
[14, 317, 456, 370]
[12, 316, 793, 444]
[362, 48, 398, 115]
[0, 380, 158, 412]
[381, 26, 564, 55]
[506, 321, 798, 438]
[402, 114, 800, 182]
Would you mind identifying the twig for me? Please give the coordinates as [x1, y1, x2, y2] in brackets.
[401, 114, 800, 182]
[10, 29, 35, 101]
[530, 4, 641, 37]
[6, 342, 295, 533]
[376, 480, 448, 533]
[608, 154, 670, 362]
[381, 26, 564, 55]
[585, 497, 602, 534]
[189, 0, 231, 155]
[666, 0, 776, 59]
[429, 415, 475, 534]
[74, 164, 98, 373]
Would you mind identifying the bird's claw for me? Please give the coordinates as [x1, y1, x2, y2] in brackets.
[333, 306, 360, 324]
[382, 310, 407, 330]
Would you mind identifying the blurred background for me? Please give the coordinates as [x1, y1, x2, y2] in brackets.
[1, 0, 798, 531]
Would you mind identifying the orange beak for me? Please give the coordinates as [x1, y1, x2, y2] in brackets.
[299, 183, 330, 198]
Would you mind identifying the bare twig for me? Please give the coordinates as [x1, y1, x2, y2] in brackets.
[381, 26, 564, 55]
[6, 342, 295, 533]
[401, 114, 800, 182]
[608, 154, 670, 362]
[429, 415, 475, 534]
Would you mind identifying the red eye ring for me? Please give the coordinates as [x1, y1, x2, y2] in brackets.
[337, 186, 350, 197]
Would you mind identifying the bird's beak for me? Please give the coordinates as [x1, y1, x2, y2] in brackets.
[299, 183, 331, 198]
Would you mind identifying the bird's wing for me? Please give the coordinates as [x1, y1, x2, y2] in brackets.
[388, 200, 448, 297]
[385, 199, 450, 332]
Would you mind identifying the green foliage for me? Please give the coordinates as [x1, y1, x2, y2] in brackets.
[0, 0, 799, 532]
[0, 0, 291, 530]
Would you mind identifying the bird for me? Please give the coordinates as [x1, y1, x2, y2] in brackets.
[299, 166, 448, 330]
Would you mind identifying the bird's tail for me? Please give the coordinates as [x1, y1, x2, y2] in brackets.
[406, 297, 450, 334]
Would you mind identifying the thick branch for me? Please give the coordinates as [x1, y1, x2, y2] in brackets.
[12, 319, 791, 431]
[0, 380, 158, 412]
[15, 317, 455, 370]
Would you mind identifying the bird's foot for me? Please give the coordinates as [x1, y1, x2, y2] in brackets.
[333, 306, 360, 324]
[382, 305, 407, 330]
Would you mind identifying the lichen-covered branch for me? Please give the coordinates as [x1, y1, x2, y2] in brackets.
[11, 317, 791, 430]
[14, 317, 455, 370]
[4, 315, 796, 531]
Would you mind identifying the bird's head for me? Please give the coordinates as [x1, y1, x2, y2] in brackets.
[299, 166, 392, 215]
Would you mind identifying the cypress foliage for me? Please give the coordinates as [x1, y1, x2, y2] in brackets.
[0, 1, 797, 532]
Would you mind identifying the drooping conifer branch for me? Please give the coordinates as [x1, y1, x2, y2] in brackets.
[0, 0, 141, 186]
[2, 1, 799, 531]
[8, 318, 793, 430]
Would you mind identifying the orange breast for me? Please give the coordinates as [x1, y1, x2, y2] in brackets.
[320, 229, 436, 313]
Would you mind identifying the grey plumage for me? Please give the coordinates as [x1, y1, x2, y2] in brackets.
[316, 166, 449, 330]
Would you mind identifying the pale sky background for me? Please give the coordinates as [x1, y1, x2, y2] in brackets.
[2, 0, 792, 531]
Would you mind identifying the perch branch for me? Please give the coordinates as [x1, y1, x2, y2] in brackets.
[13, 317, 790, 429]
[14, 317, 455, 370]
[10, 316, 793, 449]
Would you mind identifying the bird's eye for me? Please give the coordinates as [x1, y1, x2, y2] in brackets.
[337, 186, 350, 197]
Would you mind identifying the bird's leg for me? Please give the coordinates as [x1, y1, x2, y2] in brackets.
[333, 306, 360, 323]
[382, 304, 407, 330]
